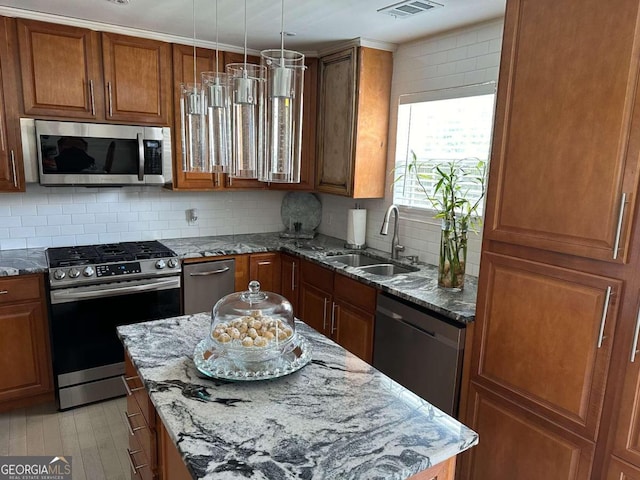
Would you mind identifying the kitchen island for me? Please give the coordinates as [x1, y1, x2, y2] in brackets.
[118, 313, 478, 480]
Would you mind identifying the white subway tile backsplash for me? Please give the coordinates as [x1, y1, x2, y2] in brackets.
[1, 216, 22, 228]
[10, 205, 37, 216]
[0, 228, 8, 239]
[21, 216, 48, 227]
[62, 204, 87, 214]
[98, 233, 121, 243]
[37, 205, 63, 216]
[107, 223, 129, 233]
[0, 206, 10, 216]
[65, 225, 85, 235]
[94, 213, 118, 223]
[47, 214, 72, 226]
[51, 236, 78, 247]
[72, 214, 95, 224]
[117, 212, 138, 223]
[75, 234, 100, 244]
[84, 224, 107, 234]
[1, 238, 27, 249]
[36, 225, 61, 237]
[27, 237, 51, 248]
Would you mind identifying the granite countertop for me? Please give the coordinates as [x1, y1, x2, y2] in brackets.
[0, 248, 48, 276]
[163, 233, 477, 323]
[118, 313, 479, 480]
[0, 232, 477, 323]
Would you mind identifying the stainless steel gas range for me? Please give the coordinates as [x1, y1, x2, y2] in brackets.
[46, 240, 181, 410]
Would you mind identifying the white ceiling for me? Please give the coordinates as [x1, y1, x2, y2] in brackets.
[0, 0, 505, 54]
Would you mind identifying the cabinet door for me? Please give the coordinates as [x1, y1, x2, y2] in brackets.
[604, 457, 640, 480]
[610, 301, 640, 467]
[16, 19, 103, 119]
[333, 300, 374, 363]
[172, 44, 224, 190]
[315, 47, 357, 196]
[460, 383, 595, 480]
[280, 254, 300, 315]
[101, 32, 171, 125]
[0, 301, 52, 402]
[0, 17, 23, 192]
[158, 419, 191, 480]
[471, 252, 621, 440]
[300, 283, 331, 336]
[249, 253, 281, 294]
[484, 0, 640, 262]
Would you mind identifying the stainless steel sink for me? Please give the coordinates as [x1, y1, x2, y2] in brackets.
[325, 253, 384, 267]
[357, 263, 418, 276]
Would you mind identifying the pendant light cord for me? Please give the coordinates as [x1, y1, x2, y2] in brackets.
[215, 0, 219, 74]
[243, 0, 248, 72]
[280, 0, 285, 57]
[192, 0, 197, 85]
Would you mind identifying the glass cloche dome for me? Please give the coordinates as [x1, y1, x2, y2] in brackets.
[209, 280, 295, 361]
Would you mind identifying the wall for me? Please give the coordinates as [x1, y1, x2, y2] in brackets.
[0, 185, 285, 250]
[318, 18, 504, 277]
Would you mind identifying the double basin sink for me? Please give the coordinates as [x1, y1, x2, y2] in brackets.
[325, 253, 419, 276]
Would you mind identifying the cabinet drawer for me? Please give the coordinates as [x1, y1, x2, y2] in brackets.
[124, 352, 155, 428]
[0, 275, 41, 305]
[333, 273, 376, 313]
[128, 431, 154, 480]
[301, 260, 333, 292]
[126, 391, 155, 467]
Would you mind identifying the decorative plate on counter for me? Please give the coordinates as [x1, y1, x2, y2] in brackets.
[280, 192, 322, 233]
[193, 333, 312, 381]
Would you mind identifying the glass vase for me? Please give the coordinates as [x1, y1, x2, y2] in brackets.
[438, 218, 467, 290]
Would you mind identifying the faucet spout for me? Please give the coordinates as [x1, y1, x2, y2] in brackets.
[379, 205, 404, 259]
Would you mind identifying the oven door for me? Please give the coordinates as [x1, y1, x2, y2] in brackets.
[49, 276, 180, 409]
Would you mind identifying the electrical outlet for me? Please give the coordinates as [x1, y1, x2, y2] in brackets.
[186, 208, 198, 225]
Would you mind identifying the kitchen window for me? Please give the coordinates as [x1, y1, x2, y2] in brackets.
[393, 83, 496, 217]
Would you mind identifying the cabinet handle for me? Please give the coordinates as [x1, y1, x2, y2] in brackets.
[121, 374, 144, 396]
[89, 80, 95, 116]
[322, 298, 328, 330]
[597, 286, 612, 348]
[613, 193, 627, 260]
[126, 448, 148, 475]
[189, 267, 230, 276]
[107, 81, 113, 117]
[331, 302, 337, 334]
[631, 303, 640, 363]
[123, 410, 146, 436]
[0, 290, 7, 295]
[10, 150, 17, 188]
[291, 262, 296, 291]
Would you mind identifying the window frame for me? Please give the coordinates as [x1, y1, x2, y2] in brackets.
[393, 81, 497, 224]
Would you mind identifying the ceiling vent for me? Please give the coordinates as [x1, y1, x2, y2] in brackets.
[378, 0, 443, 18]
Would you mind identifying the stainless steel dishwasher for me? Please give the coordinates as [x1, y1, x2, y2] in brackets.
[183, 259, 235, 314]
[373, 293, 466, 416]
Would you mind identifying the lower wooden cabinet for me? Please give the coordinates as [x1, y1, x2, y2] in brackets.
[280, 254, 300, 315]
[249, 252, 281, 294]
[158, 419, 191, 480]
[299, 259, 376, 362]
[0, 274, 53, 410]
[460, 383, 595, 480]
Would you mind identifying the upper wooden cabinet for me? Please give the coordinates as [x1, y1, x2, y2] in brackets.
[16, 20, 172, 125]
[16, 19, 104, 119]
[484, 0, 640, 262]
[315, 46, 392, 199]
[101, 32, 171, 125]
[0, 17, 24, 192]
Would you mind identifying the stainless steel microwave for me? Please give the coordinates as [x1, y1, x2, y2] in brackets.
[33, 120, 172, 186]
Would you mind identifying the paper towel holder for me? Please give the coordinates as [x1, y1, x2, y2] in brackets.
[344, 242, 367, 250]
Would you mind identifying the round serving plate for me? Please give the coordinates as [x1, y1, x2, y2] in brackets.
[193, 333, 312, 381]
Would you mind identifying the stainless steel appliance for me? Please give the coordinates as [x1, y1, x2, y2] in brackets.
[183, 259, 235, 315]
[46, 241, 181, 410]
[373, 293, 465, 416]
[33, 119, 171, 186]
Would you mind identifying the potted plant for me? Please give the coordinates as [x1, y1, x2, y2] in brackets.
[397, 152, 487, 290]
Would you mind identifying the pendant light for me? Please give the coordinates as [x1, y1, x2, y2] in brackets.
[180, 0, 206, 172]
[201, 0, 231, 173]
[260, 0, 305, 183]
[227, 0, 266, 179]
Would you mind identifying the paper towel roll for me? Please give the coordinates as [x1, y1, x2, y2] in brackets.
[347, 209, 367, 247]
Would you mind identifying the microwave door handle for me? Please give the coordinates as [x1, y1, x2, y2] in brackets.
[137, 133, 144, 181]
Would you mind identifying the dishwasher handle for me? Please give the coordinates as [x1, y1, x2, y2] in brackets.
[189, 267, 230, 276]
[377, 305, 436, 338]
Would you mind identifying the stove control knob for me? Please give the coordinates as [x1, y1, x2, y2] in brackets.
[167, 258, 179, 269]
[53, 269, 66, 280]
[68, 267, 81, 279]
[83, 266, 95, 277]
[155, 259, 166, 269]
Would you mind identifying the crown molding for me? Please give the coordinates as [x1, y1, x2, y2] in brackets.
[317, 38, 397, 57]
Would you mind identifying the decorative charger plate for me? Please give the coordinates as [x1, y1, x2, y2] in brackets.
[193, 333, 312, 381]
[280, 192, 322, 233]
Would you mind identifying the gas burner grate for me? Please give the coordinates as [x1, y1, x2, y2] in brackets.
[47, 240, 177, 268]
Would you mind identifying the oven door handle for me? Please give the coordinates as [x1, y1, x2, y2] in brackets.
[50, 277, 181, 304]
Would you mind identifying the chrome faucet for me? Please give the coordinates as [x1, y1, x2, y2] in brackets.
[380, 204, 405, 259]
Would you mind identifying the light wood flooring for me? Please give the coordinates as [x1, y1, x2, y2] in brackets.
[0, 396, 131, 480]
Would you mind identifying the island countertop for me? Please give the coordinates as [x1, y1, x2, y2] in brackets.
[118, 313, 478, 480]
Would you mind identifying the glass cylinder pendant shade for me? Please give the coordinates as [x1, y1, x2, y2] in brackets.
[180, 83, 207, 172]
[226, 63, 266, 179]
[260, 49, 305, 183]
[201, 72, 232, 173]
